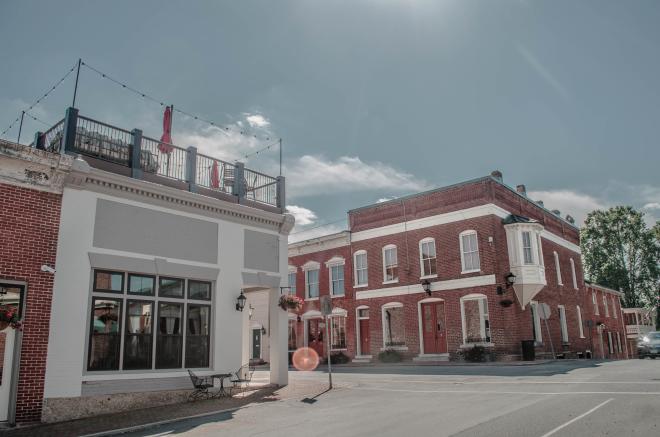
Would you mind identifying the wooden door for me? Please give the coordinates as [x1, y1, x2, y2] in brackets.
[252, 329, 261, 359]
[307, 319, 324, 357]
[422, 302, 447, 354]
[359, 318, 370, 355]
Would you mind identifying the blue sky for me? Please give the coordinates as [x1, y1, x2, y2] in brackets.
[1, 0, 659, 240]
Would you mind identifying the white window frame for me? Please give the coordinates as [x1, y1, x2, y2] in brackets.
[592, 291, 599, 315]
[329, 309, 348, 351]
[287, 266, 297, 295]
[570, 258, 578, 289]
[381, 302, 407, 350]
[522, 231, 534, 264]
[460, 293, 490, 345]
[353, 250, 368, 287]
[576, 305, 585, 338]
[603, 294, 609, 317]
[607, 332, 614, 354]
[325, 256, 345, 297]
[553, 251, 563, 285]
[611, 297, 618, 319]
[558, 305, 569, 343]
[302, 261, 320, 300]
[530, 301, 543, 344]
[459, 230, 481, 274]
[419, 237, 437, 279]
[382, 244, 399, 284]
[616, 332, 622, 353]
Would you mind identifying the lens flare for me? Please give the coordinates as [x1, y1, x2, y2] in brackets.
[292, 347, 320, 371]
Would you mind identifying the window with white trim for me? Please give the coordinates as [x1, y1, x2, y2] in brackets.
[607, 332, 614, 354]
[558, 305, 569, 343]
[306, 268, 319, 299]
[530, 301, 543, 343]
[522, 231, 534, 264]
[603, 294, 609, 317]
[461, 294, 490, 344]
[592, 292, 599, 315]
[570, 258, 578, 289]
[382, 245, 399, 283]
[419, 238, 437, 277]
[288, 271, 296, 295]
[329, 315, 347, 349]
[382, 303, 405, 348]
[459, 231, 480, 273]
[612, 297, 618, 318]
[354, 251, 368, 286]
[616, 332, 622, 353]
[553, 252, 563, 285]
[330, 264, 345, 296]
[576, 305, 585, 338]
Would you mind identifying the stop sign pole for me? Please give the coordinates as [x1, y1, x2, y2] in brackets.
[320, 295, 333, 389]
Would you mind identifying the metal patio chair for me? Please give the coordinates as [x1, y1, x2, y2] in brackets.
[230, 363, 255, 396]
[187, 369, 214, 401]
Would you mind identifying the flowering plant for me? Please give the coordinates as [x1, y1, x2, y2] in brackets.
[0, 304, 22, 330]
[279, 294, 304, 311]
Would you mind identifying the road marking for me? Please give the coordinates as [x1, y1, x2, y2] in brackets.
[348, 379, 660, 385]
[539, 398, 614, 437]
[348, 386, 660, 396]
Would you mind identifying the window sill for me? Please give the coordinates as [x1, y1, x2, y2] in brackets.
[305, 297, 319, 301]
[353, 284, 368, 289]
[382, 280, 399, 285]
[331, 294, 345, 298]
[459, 342, 494, 349]
[381, 346, 408, 352]
[461, 269, 481, 275]
[420, 274, 438, 280]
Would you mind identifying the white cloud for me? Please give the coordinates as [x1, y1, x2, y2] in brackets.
[377, 197, 395, 203]
[245, 113, 270, 128]
[643, 202, 660, 211]
[288, 223, 345, 244]
[527, 189, 608, 225]
[286, 205, 317, 226]
[286, 155, 428, 198]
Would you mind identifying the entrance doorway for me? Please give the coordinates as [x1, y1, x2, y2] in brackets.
[0, 283, 24, 422]
[306, 318, 324, 357]
[251, 328, 261, 360]
[421, 301, 447, 354]
[356, 307, 370, 356]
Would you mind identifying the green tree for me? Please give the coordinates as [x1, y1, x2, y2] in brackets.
[580, 206, 660, 309]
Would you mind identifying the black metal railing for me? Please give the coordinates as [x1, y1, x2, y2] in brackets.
[40, 108, 284, 210]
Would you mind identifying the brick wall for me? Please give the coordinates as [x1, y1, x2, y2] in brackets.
[0, 182, 62, 422]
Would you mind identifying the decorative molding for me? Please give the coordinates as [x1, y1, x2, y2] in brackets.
[356, 274, 496, 300]
[288, 231, 350, 256]
[65, 165, 290, 234]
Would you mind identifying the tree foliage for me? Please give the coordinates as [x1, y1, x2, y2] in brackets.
[580, 206, 660, 309]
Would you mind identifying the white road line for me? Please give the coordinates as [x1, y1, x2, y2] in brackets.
[348, 386, 660, 396]
[539, 398, 614, 437]
[349, 379, 660, 385]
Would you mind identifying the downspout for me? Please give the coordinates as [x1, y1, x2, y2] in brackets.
[8, 284, 28, 426]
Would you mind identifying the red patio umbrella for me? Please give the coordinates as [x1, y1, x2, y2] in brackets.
[210, 160, 220, 189]
[158, 106, 174, 154]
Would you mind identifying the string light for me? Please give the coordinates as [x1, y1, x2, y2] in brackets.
[81, 61, 279, 144]
[23, 111, 52, 127]
[240, 139, 280, 161]
[0, 62, 77, 138]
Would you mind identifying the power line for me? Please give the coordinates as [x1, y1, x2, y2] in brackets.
[289, 217, 347, 235]
[81, 61, 279, 144]
[0, 62, 77, 138]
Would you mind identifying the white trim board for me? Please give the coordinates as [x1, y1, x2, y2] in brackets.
[350, 203, 581, 254]
[355, 274, 496, 300]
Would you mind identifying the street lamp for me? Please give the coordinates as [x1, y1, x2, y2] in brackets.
[505, 272, 517, 286]
[421, 279, 432, 296]
[236, 290, 247, 312]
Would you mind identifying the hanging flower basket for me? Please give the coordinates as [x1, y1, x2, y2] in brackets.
[499, 299, 514, 308]
[0, 304, 22, 330]
[279, 294, 304, 312]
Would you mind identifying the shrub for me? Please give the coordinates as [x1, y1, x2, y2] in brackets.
[378, 349, 403, 363]
[321, 351, 351, 365]
[463, 345, 487, 362]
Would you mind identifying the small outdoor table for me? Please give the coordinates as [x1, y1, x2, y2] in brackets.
[211, 373, 233, 397]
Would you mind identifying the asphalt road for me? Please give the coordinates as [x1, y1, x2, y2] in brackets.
[123, 360, 660, 437]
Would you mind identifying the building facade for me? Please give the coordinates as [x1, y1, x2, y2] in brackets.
[584, 283, 627, 359]
[287, 172, 628, 362]
[622, 307, 656, 357]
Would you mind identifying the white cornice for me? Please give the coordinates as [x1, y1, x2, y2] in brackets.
[355, 274, 496, 300]
[66, 164, 291, 234]
[0, 140, 73, 194]
[288, 231, 350, 257]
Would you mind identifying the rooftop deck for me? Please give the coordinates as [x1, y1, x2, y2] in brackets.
[35, 107, 284, 213]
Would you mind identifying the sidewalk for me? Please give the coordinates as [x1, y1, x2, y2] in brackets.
[1, 381, 330, 437]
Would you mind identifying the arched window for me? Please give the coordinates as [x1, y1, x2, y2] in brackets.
[382, 245, 398, 283]
[382, 302, 405, 348]
[326, 256, 345, 296]
[576, 305, 585, 338]
[353, 250, 368, 286]
[570, 258, 578, 289]
[302, 261, 320, 299]
[553, 252, 563, 285]
[459, 231, 480, 273]
[329, 308, 348, 350]
[419, 238, 437, 278]
[460, 294, 490, 344]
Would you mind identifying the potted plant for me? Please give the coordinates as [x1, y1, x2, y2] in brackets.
[0, 304, 21, 330]
[279, 294, 304, 312]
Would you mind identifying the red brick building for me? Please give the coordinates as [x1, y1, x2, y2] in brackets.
[0, 139, 72, 424]
[287, 172, 628, 362]
[584, 283, 627, 359]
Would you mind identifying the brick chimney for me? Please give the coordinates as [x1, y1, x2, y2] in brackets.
[516, 184, 527, 196]
[491, 170, 503, 183]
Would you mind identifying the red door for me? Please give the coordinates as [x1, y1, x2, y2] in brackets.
[307, 319, 324, 357]
[359, 318, 370, 355]
[422, 302, 447, 354]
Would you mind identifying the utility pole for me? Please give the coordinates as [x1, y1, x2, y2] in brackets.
[72, 58, 82, 108]
[279, 138, 282, 176]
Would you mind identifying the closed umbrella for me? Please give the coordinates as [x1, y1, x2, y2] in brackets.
[158, 106, 174, 175]
[210, 160, 220, 189]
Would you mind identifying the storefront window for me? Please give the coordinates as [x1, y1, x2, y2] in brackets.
[88, 298, 122, 371]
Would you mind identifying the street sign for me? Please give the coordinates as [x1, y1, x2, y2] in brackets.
[538, 303, 551, 320]
[320, 295, 332, 316]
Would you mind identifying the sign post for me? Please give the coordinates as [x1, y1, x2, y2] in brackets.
[320, 295, 333, 389]
[538, 303, 556, 359]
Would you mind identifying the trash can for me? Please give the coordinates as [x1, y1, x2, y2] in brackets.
[521, 340, 536, 361]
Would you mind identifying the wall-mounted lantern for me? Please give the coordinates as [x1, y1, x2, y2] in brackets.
[421, 279, 432, 296]
[505, 272, 517, 287]
[236, 290, 247, 312]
